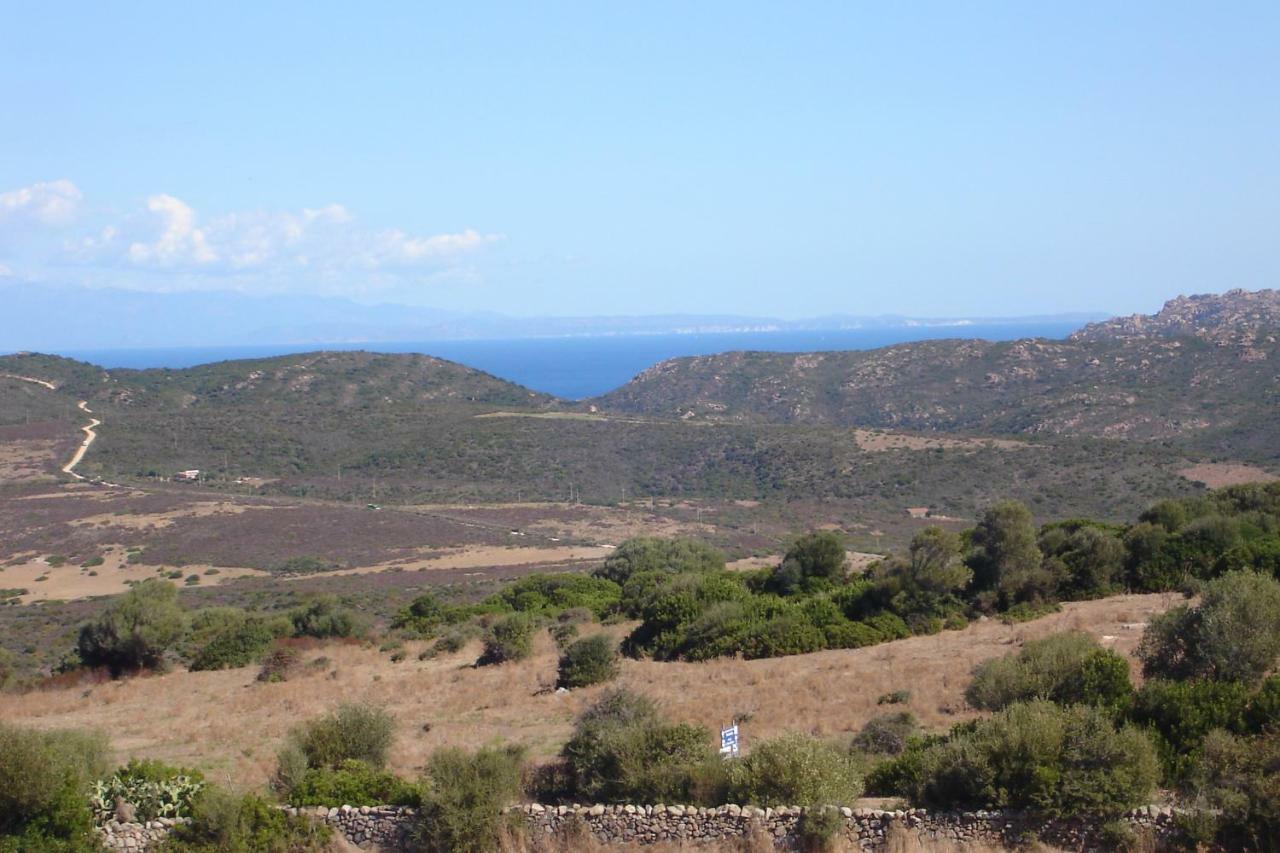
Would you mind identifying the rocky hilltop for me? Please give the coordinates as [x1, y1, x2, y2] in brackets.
[595, 289, 1279, 461]
[1071, 288, 1280, 346]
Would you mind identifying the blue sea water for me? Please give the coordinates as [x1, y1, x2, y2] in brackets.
[59, 322, 1081, 400]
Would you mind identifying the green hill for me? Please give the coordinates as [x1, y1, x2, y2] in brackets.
[594, 290, 1280, 463]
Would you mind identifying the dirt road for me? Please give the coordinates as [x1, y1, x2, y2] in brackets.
[61, 400, 100, 480]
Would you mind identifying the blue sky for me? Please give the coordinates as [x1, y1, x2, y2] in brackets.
[1, 2, 1277, 318]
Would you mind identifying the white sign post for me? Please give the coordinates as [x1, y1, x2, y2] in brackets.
[719, 723, 740, 757]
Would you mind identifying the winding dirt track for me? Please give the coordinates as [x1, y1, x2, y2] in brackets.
[2, 374, 98, 479]
[61, 400, 100, 480]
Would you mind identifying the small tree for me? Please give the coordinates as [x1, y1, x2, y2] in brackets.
[967, 500, 1047, 609]
[770, 532, 848, 594]
[1139, 571, 1280, 684]
[77, 579, 187, 674]
[557, 634, 620, 689]
[478, 613, 535, 665]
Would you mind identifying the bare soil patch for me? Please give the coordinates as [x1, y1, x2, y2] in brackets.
[852, 428, 1030, 453]
[1179, 462, 1278, 489]
[0, 593, 1176, 787]
[300, 545, 614, 579]
[2, 547, 267, 603]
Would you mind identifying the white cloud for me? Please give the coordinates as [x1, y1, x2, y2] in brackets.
[0, 262, 12, 277]
[1, 181, 499, 294]
[127, 194, 217, 266]
[0, 179, 82, 225]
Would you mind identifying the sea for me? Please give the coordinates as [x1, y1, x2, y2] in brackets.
[59, 321, 1081, 400]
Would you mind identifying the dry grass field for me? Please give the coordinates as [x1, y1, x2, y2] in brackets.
[1179, 461, 1279, 489]
[0, 592, 1175, 792]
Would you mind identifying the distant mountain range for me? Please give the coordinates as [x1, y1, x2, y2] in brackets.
[0, 282, 1105, 351]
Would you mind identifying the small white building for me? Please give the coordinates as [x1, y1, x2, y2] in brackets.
[173, 469, 201, 482]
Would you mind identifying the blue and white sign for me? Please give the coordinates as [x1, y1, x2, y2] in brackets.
[719, 724, 740, 756]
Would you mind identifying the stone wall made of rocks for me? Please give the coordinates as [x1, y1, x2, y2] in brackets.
[514, 802, 1182, 850]
[97, 802, 1183, 851]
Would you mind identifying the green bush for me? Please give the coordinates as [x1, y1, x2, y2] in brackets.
[289, 595, 367, 639]
[76, 579, 187, 674]
[392, 591, 444, 636]
[284, 703, 395, 773]
[852, 712, 918, 756]
[190, 613, 284, 672]
[562, 689, 717, 803]
[413, 745, 525, 853]
[1182, 728, 1280, 849]
[286, 759, 421, 807]
[728, 733, 863, 806]
[965, 632, 1133, 712]
[0, 724, 109, 848]
[1130, 679, 1250, 777]
[478, 613, 536, 665]
[768, 532, 848, 595]
[797, 806, 844, 852]
[557, 634, 620, 689]
[1139, 571, 1280, 685]
[157, 788, 330, 853]
[593, 537, 726, 585]
[889, 701, 1158, 817]
[0, 647, 16, 689]
[492, 573, 621, 619]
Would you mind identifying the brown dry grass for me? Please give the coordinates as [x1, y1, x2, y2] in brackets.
[3, 546, 267, 603]
[0, 593, 1174, 792]
[1178, 462, 1278, 489]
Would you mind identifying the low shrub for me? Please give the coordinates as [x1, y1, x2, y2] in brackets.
[798, 806, 844, 852]
[1130, 679, 1250, 778]
[0, 723, 109, 848]
[727, 733, 863, 806]
[852, 712, 918, 756]
[190, 613, 284, 672]
[492, 573, 621, 619]
[289, 595, 367, 639]
[593, 537, 726, 585]
[885, 701, 1158, 817]
[562, 689, 717, 803]
[965, 632, 1133, 713]
[478, 613, 536, 666]
[557, 634, 620, 689]
[256, 645, 302, 682]
[157, 788, 330, 852]
[285, 703, 395, 772]
[286, 759, 421, 807]
[413, 745, 525, 853]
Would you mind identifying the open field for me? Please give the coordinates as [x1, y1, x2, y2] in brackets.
[0, 593, 1175, 789]
[1178, 461, 1280, 489]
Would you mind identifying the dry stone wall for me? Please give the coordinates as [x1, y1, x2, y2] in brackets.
[97, 802, 1183, 851]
